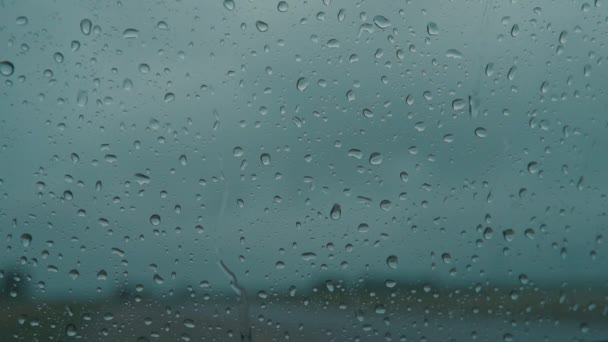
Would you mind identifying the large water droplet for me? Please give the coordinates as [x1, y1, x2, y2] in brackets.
[277, 1, 289, 12]
[255, 21, 269, 32]
[296, 77, 309, 91]
[20, 233, 32, 247]
[150, 214, 161, 226]
[123, 28, 139, 39]
[427, 22, 439, 35]
[80, 18, 92, 35]
[260, 153, 271, 165]
[386, 255, 399, 269]
[0, 61, 15, 76]
[373, 15, 391, 29]
[330, 204, 341, 220]
[223, 0, 235, 10]
[369, 152, 383, 165]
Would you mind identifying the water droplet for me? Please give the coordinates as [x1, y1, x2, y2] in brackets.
[97, 270, 107, 280]
[65, 324, 77, 337]
[277, 1, 289, 12]
[427, 22, 439, 35]
[296, 77, 309, 91]
[156, 21, 168, 30]
[223, 0, 235, 10]
[16, 16, 28, 25]
[330, 204, 341, 220]
[503, 229, 515, 242]
[369, 152, 383, 165]
[452, 98, 466, 111]
[511, 24, 520, 37]
[135, 173, 150, 185]
[179, 154, 188, 166]
[0, 61, 15, 76]
[380, 200, 392, 211]
[441, 253, 452, 264]
[123, 28, 139, 39]
[68, 269, 80, 280]
[164, 92, 175, 103]
[260, 153, 271, 165]
[139, 63, 150, 73]
[399, 172, 409, 182]
[233, 146, 244, 157]
[474, 127, 487, 138]
[183, 319, 196, 328]
[386, 255, 399, 269]
[153, 274, 164, 284]
[53, 52, 64, 63]
[77, 90, 88, 107]
[373, 15, 391, 29]
[255, 21, 269, 32]
[80, 19, 92, 35]
[20, 233, 32, 247]
[150, 214, 161, 226]
[445, 49, 462, 59]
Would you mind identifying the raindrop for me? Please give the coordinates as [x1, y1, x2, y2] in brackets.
[150, 214, 161, 226]
[223, 0, 235, 11]
[369, 152, 383, 165]
[399, 172, 409, 182]
[452, 98, 466, 111]
[54, 52, 64, 63]
[277, 1, 289, 12]
[373, 15, 391, 29]
[153, 274, 164, 284]
[255, 21, 269, 32]
[474, 127, 487, 138]
[123, 28, 139, 39]
[445, 49, 462, 59]
[80, 19, 92, 35]
[441, 253, 452, 264]
[0, 61, 14, 76]
[65, 324, 77, 337]
[164, 93, 175, 103]
[386, 255, 399, 269]
[427, 22, 439, 35]
[179, 154, 188, 165]
[97, 270, 107, 280]
[139, 63, 150, 73]
[503, 229, 515, 242]
[16, 16, 28, 25]
[77, 90, 88, 107]
[260, 153, 271, 165]
[135, 173, 150, 185]
[20, 233, 32, 247]
[296, 77, 309, 91]
[330, 204, 341, 220]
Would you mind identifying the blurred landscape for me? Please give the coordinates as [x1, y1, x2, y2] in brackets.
[2, 265, 607, 341]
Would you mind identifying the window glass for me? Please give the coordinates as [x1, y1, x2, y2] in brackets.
[1, 1, 607, 341]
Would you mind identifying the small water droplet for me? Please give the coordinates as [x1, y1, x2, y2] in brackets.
[150, 214, 161, 226]
[427, 22, 439, 35]
[277, 1, 289, 12]
[369, 152, 383, 165]
[255, 21, 269, 32]
[474, 127, 487, 138]
[260, 153, 271, 165]
[445, 49, 462, 59]
[296, 77, 309, 91]
[373, 15, 391, 29]
[164, 92, 175, 103]
[20, 233, 32, 247]
[80, 19, 92, 35]
[123, 28, 139, 39]
[223, 0, 235, 10]
[386, 255, 399, 269]
[330, 204, 341, 220]
[77, 90, 88, 107]
[65, 324, 77, 337]
[16, 16, 28, 25]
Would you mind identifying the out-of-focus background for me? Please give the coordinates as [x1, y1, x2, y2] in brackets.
[1, 0, 607, 341]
